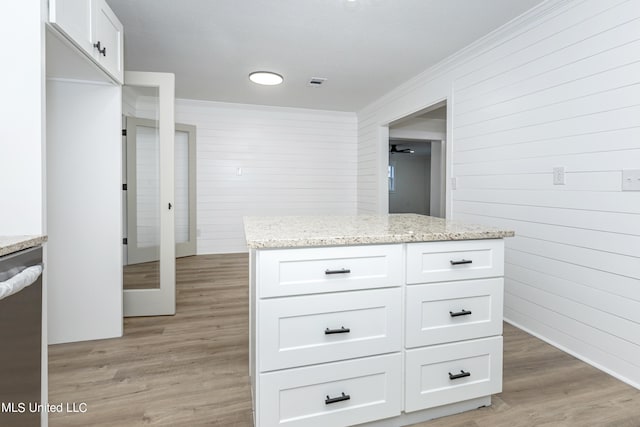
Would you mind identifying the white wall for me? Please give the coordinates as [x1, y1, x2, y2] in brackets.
[0, 1, 46, 235]
[357, 0, 640, 389]
[430, 141, 445, 218]
[175, 100, 358, 254]
[47, 79, 123, 344]
[122, 85, 139, 116]
[2, 3, 48, 424]
[389, 117, 445, 140]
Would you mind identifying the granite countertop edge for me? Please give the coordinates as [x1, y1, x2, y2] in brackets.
[0, 235, 48, 257]
[244, 214, 515, 249]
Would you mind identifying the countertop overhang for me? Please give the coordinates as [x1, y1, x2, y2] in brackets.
[244, 214, 514, 249]
[0, 235, 48, 257]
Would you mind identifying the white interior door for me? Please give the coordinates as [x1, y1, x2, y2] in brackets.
[125, 120, 196, 261]
[125, 116, 162, 265]
[123, 71, 176, 316]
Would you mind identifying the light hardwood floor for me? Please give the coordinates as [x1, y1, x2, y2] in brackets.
[123, 260, 160, 290]
[122, 259, 160, 289]
[49, 254, 640, 426]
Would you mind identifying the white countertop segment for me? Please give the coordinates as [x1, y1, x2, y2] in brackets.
[0, 235, 47, 257]
[243, 214, 514, 249]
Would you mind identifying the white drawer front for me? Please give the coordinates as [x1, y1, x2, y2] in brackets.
[259, 288, 401, 371]
[259, 353, 401, 427]
[405, 337, 503, 412]
[258, 244, 403, 297]
[405, 278, 503, 347]
[406, 240, 504, 284]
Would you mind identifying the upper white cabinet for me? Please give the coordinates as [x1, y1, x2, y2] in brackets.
[90, 0, 123, 83]
[49, 0, 124, 84]
[48, 0, 92, 53]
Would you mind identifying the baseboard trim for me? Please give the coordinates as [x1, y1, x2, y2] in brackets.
[504, 317, 640, 391]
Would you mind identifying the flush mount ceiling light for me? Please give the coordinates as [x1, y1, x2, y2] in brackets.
[249, 71, 284, 86]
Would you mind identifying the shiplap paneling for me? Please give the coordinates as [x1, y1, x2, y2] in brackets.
[357, 0, 640, 388]
[175, 130, 190, 244]
[175, 99, 357, 253]
[122, 85, 137, 116]
[134, 125, 161, 248]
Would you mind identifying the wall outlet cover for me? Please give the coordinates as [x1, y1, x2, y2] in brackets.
[622, 169, 640, 191]
[553, 166, 565, 185]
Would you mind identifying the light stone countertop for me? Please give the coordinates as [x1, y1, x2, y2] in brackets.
[0, 235, 48, 257]
[244, 214, 514, 249]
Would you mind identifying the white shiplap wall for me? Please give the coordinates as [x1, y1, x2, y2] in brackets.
[357, 0, 640, 388]
[175, 99, 358, 253]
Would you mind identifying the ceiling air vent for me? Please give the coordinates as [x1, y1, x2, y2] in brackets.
[308, 77, 327, 87]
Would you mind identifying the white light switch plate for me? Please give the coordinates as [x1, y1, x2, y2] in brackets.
[622, 169, 640, 191]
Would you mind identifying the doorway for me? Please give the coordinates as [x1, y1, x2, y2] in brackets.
[388, 102, 447, 218]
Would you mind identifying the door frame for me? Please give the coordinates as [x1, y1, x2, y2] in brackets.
[378, 96, 453, 218]
[175, 123, 197, 258]
[124, 120, 197, 261]
[123, 71, 176, 317]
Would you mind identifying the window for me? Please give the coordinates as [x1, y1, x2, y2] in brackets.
[388, 164, 395, 192]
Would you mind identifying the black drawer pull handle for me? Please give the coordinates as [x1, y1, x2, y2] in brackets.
[325, 392, 350, 405]
[450, 309, 472, 317]
[325, 326, 350, 335]
[93, 41, 106, 56]
[449, 370, 471, 380]
[450, 259, 472, 265]
[325, 268, 351, 275]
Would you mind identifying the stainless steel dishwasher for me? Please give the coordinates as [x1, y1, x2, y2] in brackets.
[0, 246, 43, 427]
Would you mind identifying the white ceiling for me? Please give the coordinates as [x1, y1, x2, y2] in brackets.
[107, 0, 545, 112]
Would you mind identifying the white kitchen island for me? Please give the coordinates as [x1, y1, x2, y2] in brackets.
[244, 214, 514, 427]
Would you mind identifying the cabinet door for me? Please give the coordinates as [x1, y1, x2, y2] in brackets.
[91, 0, 124, 83]
[49, 0, 92, 54]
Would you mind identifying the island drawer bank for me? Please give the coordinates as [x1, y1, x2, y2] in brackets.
[244, 214, 514, 427]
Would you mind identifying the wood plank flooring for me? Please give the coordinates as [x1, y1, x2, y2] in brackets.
[123, 260, 160, 290]
[49, 254, 640, 426]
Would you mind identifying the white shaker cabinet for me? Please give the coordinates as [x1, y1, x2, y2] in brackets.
[404, 240, 504, 414]
[244, 215, 514, 427]
[251, 244, 403, 427]
[90, 0, 123, 82]
[49, 0, 123, 83]
[48, 0, 92, 53]
[249, 239, 506, 427]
